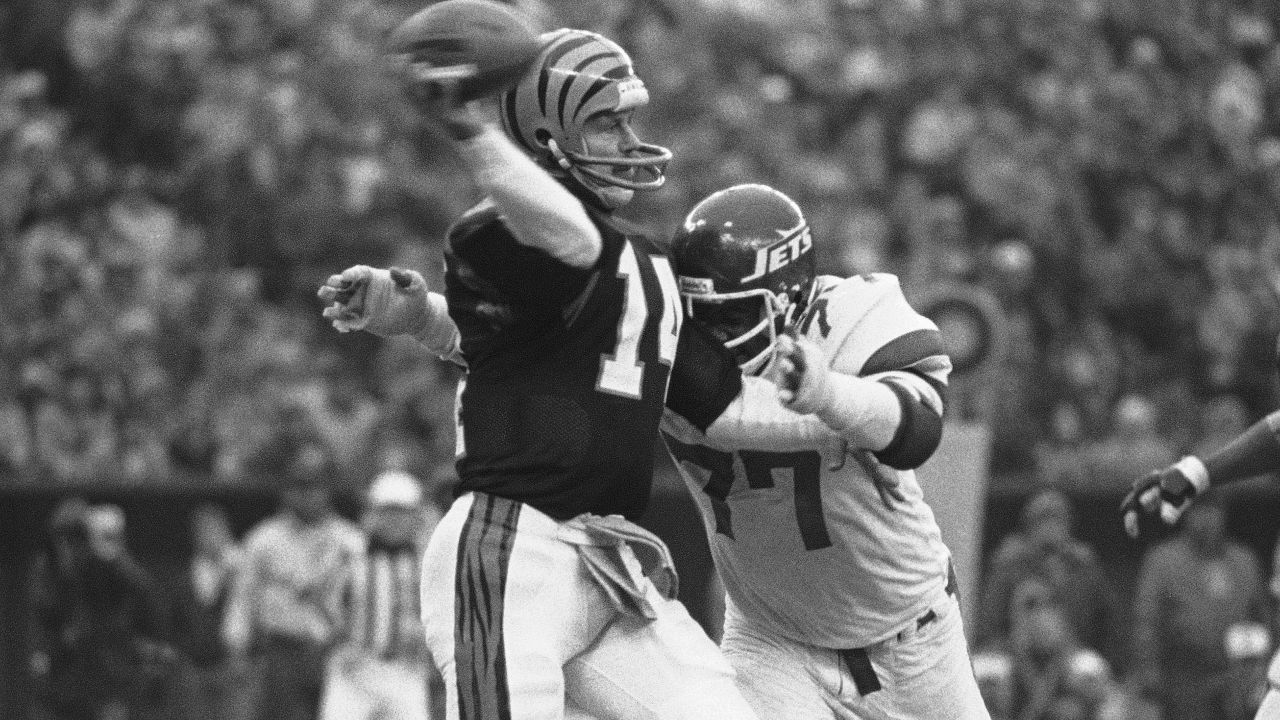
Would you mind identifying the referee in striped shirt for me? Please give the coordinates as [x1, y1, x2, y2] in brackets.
[320, 470, 443, 720]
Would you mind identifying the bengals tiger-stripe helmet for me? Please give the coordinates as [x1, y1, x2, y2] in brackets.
[671, 184, 818, 374]
[499, 28, 671, 208]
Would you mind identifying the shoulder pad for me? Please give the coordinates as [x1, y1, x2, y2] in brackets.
[799, 274, 909, 356]
[801, 273, 945, 378]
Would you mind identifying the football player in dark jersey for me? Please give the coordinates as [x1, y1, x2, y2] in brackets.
[320, 28, 759, 720]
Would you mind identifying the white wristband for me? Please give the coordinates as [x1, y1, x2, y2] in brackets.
[814, 373, 900, 452]
[1173, 455, 1210, 493]
[413, 292, 461, 359]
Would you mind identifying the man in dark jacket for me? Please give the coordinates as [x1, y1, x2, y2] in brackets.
[27, 498, 175, 720]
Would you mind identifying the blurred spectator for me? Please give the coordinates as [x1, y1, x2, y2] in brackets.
[1082, 394, 1177, 493]
[172, 503, 252, 720]
[287, 371, 381, 485]
[1, 0, 1278, 495]
[85, 504, 126, 561]
[1193, 394, 1252, 459]
[222, 448, 364, 720]
[26, 497, 177, 720]
[31, 369, 117, 485]
[976, 489, 1124, 669]
[320, 470, 443, 720]
[997, 579, 1135, 720]
[1033, 402, 1089, 489]
[1132, 496, 1270, 720]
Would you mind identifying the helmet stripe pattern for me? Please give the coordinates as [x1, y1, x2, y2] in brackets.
[563, 53, 615, 123]
[501, 89, 532, 152]
[502, 28, 637, 151]
[553, 45, 631, 128]
[497, 27, 670, 206]
[562, 60, 630, 125]
[536, 32, 594, 116]
[573, 78, 611, 122]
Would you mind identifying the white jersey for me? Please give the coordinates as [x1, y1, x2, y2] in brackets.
[660, 273, 953, 649]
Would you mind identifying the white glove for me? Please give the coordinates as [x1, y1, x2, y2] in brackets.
[317, 265, 434, 339]
[772, 333, 907, 508]
[772, 333, 833, 415]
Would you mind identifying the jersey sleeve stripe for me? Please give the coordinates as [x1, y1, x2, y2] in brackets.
[860, 328, 946, 378]
[873, 381, 944, 470]
[870, 370, 944, 417]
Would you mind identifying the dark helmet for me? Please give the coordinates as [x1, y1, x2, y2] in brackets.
[670, 184, 817, 373]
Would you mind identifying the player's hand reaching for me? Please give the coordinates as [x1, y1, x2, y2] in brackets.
[1121, 456, 1210, 539]
[772, 331, 832, 414]
[774, 332, 907, 510]
[317, 265, 433, 338]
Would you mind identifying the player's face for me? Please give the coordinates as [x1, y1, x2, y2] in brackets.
[692, 297, 772, 370]
[580, 109, 641, 182]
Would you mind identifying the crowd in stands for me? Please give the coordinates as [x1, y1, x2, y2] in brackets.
[3, 0, 1280, 493]
[25, 466, 443, 720]
[6, 0, 1280, 718]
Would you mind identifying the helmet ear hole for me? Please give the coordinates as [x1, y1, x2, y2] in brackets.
[533, 129, 552, 147]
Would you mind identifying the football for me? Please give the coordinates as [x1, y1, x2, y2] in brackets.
[387, 0, 542, 102]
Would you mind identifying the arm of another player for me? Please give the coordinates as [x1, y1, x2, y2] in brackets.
[665, 322, 915, 508]
[773, 333, 944, 471]
[317, 265, 462, 363]
[665, 319, 837, 451]
[1122, 410, 1280, 538]
[408, 81, 601, 269]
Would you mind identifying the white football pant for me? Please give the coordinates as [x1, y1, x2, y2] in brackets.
[420, 492, 758, 720]
[722, 593, 990, 720]
[320, 652, 432, 720]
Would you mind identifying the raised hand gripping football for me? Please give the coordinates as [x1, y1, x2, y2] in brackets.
[317, 265, 432, 338]
[1120, 457, 1208, 539]
[386, 0, 540, 138]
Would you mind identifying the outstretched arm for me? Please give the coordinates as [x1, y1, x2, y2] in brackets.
[1122, 410, 1280, 538]
[316, 265, 462, 363]
[773, 334, 943, 470]
[664, 323, 917, 508]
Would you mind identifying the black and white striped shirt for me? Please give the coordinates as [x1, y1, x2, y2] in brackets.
[345, 537, 422, 660]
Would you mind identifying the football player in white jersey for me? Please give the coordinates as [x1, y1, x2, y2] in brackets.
[663, 183, 990, 720]
[1123, 398, 1280, 720]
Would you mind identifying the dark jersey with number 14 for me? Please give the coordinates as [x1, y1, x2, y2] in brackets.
[444, 202, 710, 521]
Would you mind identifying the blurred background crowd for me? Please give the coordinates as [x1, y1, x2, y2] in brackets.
[2, 0, 1280, 493]
[6, 0, 1280, 718]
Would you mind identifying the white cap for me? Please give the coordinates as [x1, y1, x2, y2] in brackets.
[368, 470, 424, 508]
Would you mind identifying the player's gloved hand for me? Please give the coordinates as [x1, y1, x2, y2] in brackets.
[1121, 456, 1210, 539]
[774, 333, 907, 510]
[772, 332, 832, 414]
[317, 265, 433, 339]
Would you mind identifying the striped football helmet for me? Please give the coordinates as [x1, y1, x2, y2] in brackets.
[671, 184, 817, 374]
[499, 29, 671, 208]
